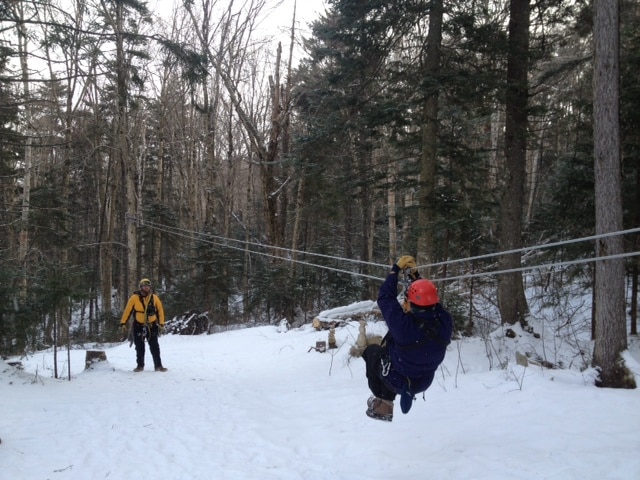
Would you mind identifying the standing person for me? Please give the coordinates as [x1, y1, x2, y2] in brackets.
[120, 278, 168, 372]
[362, 255, 453, 422]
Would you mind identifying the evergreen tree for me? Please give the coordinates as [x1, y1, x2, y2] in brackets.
[0, 42, 24, 353]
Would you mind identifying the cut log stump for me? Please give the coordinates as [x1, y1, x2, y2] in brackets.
[85, 350, 107, 370]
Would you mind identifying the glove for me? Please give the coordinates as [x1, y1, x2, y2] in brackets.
[396, 255, 416, 270]
[159, 324, 165, 336]
[120, 323, 127, 334]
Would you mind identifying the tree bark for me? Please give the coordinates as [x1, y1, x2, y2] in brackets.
[13, 1, 32, 301]
[387, 159, 398, 264]
[416, 0, 442, 274]
[592, 0, 633, 388]
[497, 0, 530, 326]
[184, 1, 290, 253]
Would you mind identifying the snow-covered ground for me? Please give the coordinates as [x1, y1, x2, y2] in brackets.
[2, 302, 640, 480]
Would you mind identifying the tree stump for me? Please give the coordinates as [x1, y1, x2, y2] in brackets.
[328, 323, 337, 349]
[349, 320, 368, 357]
[85, 350, 107, 370]
[356, 320, 368, 349]
[308, 341, 327, 353]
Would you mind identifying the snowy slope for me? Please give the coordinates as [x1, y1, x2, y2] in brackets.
[2, 313, 640, 480]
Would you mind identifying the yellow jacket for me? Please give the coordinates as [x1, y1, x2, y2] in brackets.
[120, 291, 165, 326]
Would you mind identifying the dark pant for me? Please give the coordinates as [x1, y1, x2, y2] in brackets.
[362, 344, 396, 402]
[133, 322, 163, 369]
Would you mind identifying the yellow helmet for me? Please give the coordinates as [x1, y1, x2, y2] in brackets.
[139, 278, 152, 287]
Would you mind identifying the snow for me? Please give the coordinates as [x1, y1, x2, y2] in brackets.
[2, 303, 640, 480]
[315, 300, 378, 321]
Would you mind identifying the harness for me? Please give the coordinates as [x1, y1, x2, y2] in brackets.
[131, 292, 157, 342]
[380, 308, 450, 412]
[136, 292, 157, 322]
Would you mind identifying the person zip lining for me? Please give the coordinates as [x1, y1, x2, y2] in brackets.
[362, 255, 453, 422]
[120, 278, 168, 372]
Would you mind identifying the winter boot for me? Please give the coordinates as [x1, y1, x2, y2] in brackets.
[134, 366, 144, 372]
[366, 397, 394, 422]
[400, 382, 414, 414]
[155, 366, 168, 372]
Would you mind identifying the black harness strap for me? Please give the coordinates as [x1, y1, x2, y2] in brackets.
[137, 292, 156, 315]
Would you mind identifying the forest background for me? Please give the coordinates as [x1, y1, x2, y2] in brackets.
[0, 0, 638, 387]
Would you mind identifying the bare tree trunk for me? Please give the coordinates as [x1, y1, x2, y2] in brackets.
[359, 149, 374, 281]
[630, 154, 640, 336]
[92, 65, 115, 315]
[631, 263, 638, 336]
[153, 93, 167, 281]
[526, 127, 544, 225]
[416, 0, 442, 275]
[38, 0, 91, 345]
[264, 42, 286, 251]
[489, 110, 502, 191]
[387, 159, 398, 264]
[592, 0, 633, 388]
[497, 0, 530, 327]
[13, 1, 32, 300]
[287, 5, 302, 274]
[184, 1, 289, 252]
[103, 0, 137, 295]
[291, 175, 306, 270]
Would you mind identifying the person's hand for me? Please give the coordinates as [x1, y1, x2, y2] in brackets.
[159, 324, 165, 336]
[120, 323, 127, 334]
[396, 255, 416, 270]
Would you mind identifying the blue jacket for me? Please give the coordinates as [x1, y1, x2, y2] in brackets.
[377, 264, 453, 394]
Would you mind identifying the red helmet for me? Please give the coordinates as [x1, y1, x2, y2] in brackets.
[407, 279, 439, 307]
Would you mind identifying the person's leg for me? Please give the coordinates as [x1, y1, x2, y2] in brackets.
[362, 344, 396, 401]
[147, 323, 164, 370]
[133, 322, 146, 370]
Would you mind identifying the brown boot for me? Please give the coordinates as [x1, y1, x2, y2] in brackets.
[366, 397, 394, 422]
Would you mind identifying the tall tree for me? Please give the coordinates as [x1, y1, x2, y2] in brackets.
[182, 0, 292, 250]
[497, 0, 530, 326]
[0, 39, 24, 352]
[9, 0, 34, 300]
[620, 0, 640, 336]
[96, 0, 150, 298]
[592, 0, 635, 388]
[416, 0, 443, 273]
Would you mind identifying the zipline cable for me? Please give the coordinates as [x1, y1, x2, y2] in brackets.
[141, 218, 388, 270]
[422, 226, 640, 271]
[139, 219, 385, 281]
[137, 218, 640, 284]
[437, 251, 640, 283]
